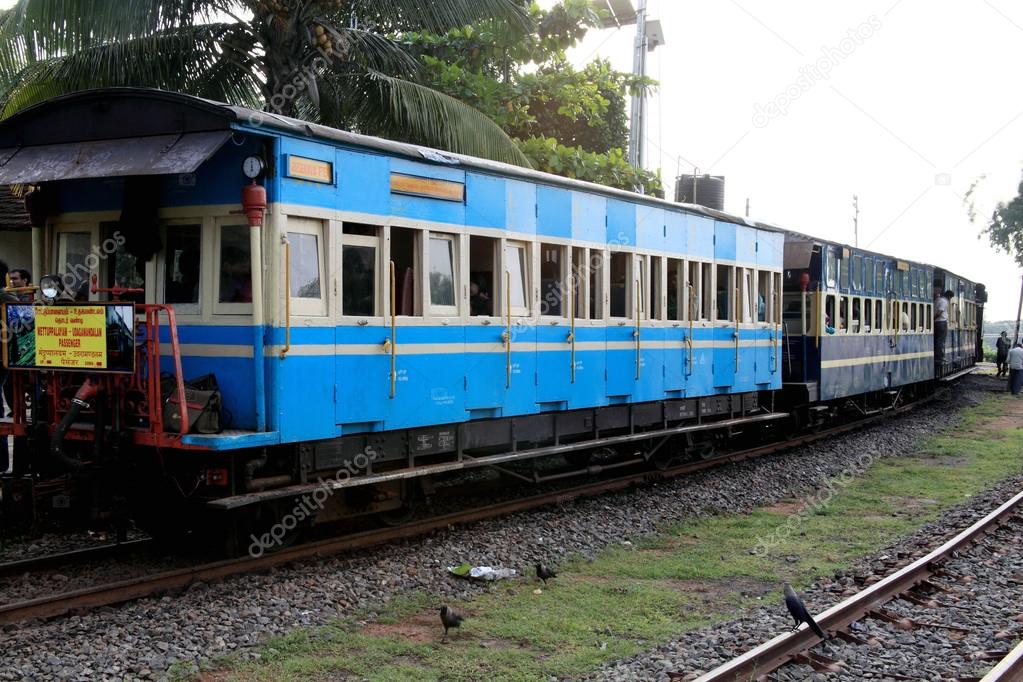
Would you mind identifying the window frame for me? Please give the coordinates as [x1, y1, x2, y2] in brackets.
[213, 219, 255, 316]
[503, 239, 531, 318]
[539, 241, 568, 320]
[340, 230, 381, 320]
[54, 222, 100, 302]
[286, 217, 328, 317]
[426, 232, 459, 317]
[158, 219, 205, 316]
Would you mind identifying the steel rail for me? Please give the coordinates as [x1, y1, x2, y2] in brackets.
[0, 539, 153, 580]
[0, 396, 933, 626]
[692, 487, 1023, 682]
[981, 637, 1023, 681]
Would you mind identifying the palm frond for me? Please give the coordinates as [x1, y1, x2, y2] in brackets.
[0, 22, 261, 117]
[325, 69, 530, 167]
[354, 0, 531, 34]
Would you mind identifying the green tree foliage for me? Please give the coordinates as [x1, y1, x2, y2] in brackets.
[405, 0, 662, 195]
[0, 0, 531, 165]
[967, 173, 1023, 267]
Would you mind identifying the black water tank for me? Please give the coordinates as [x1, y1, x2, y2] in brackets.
[675, 174, 725, 210]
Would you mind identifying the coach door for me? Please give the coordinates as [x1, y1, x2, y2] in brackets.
[536, 241, 572, 405]
[335, 221, 389, 426]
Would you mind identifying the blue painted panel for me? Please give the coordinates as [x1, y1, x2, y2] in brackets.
[736, 225, 757, 264]
[161, 354, 256, 429]
[391, 189, 465, 225]
[713, 221, 737, 262]
[664, 210, 687, 256]
[464, 326, 510, 410]
[338, 149, 390, 216]
[687, 328, 714, 397]
[335, 325, 389, 425]
[606, 326, 635, 397]
[663, 327, 685, 392]
[279, 137, 338, 211]
[536, 186, 572, 239]
[277, 354, 335, 442]
[466, 173, 505, 228]
[571, 191, 606, 244]
[686, 215, 715, 261]
[536, 325, 572, 402]
[636, 205, 665, 251]
[757, 230, 784, 269]
[391, 158, 466, 183]
[634, 326, 664, 401]
[506, 180, 537, 235]
[607, 199, 636, 247]
[567, 326, 606, 409]
[712, 325, 735, 388]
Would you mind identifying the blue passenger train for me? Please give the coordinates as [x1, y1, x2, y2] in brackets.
[0, 89, 982, 544]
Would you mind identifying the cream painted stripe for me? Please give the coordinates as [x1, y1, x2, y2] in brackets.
[159, 344, 254, 358]
[276, 339, 779, 356]
[821, 350, 933, 369]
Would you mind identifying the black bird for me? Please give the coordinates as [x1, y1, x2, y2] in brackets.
[535, 562, 557, 585]
[439, 605, 464, 639]
[783, 583, 826, 639]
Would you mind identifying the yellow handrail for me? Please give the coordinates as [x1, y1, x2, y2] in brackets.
[503, 270, 512, 388]
[280, 236, 291, 360]
[389, 260, 396, 398]
[567, 274, 576, 383]
[634, 278, 641, 379]
[734, 285, 740, 371]
[687, 285, 696, 375]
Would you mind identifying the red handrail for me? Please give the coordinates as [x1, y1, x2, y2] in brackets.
[142, 305, 188, 437]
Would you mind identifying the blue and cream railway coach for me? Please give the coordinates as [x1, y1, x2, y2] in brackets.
[781, 233, 983, 409]
[0, 89, 786, 531]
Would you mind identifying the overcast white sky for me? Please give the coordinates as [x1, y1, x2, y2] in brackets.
[3, 0, 1022, 319]
[553, 0, 1023, 321]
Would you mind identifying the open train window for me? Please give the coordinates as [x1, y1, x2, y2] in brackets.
[589, 249, 603, 319]
[773, 272, 782, 323]
[757, 270, 770, 323]
[738, 267, 754, 323]
[540, 243, 565, 317]
[214, 222, 253, 314]
[428, 233, 458, 316]
[838, 296, 848, 333]
[667, 258, 683, 321]
[469, 235, 497, 317]
[103, 221, 146, 304]
[825, 295, 835, 333]
[851, 298, 861, 333]
[874, 299, 883, 333]
[634, 254, 647, 320]
[390, 226, 419, 316]
[341, 224, 379, 318]
[287, 217, 326, 317]
[863, 298, 873, 332]
[649, 256, 662, 321]
[715, 264, 732, 322]
[163, 223, 201, 313]
[56, 227, 95, 301]
[826, 249, 837, 288]
[572, 247, 586, 319]
[925, 304, 932, 331]
[505, 241, 529, 316]
[609, 251, 630, 318]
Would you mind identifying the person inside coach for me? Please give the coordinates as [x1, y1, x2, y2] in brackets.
[934, 289, 950, 364]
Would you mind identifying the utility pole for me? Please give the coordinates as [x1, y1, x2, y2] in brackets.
[627, 0, 648, 169]
[745, 197, 750, 217]
[852, 194, 859, 248]
[1014, 274, 1023, 346]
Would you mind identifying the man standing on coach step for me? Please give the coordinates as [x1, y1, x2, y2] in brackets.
[934, 289, 950, 365]
[1008, 343, 1023, 395]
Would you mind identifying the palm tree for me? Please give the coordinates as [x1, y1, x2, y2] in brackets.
[0, 0, 531, 165]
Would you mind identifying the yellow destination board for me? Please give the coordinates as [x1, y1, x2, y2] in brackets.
[34, 306, 108, 369]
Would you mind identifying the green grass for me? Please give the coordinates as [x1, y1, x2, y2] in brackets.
[207, 394, 1023, 682]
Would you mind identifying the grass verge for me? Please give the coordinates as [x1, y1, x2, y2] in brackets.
[202, 393, 1023, 682]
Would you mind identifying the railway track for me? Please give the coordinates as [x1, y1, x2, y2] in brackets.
[0, 397, 935, 627]
[0, 538, 153, 580]
[689, 485, 1023, 682]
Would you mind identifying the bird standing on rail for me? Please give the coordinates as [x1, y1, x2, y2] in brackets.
[783, 583, 827, 639]
[439, 605, 464, 640]
[536, 562, 557, 585]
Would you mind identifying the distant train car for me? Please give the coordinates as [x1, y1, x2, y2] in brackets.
[0, 89, 788, 544]
[781, 234, 984, 416]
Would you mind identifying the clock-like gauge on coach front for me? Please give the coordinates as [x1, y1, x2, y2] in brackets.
[242, 155, 266, 179]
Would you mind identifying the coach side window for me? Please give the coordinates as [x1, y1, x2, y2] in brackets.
[505, 241, 530, 316]
[851, 298, 861, 333]
[572, 247, 586, 319]
[667, 258, 683, 321]
[840, 257, 850, 290]
[428, 233, 458, 316]
[589, 249, 603, 319]
[838, 296, 848, 333]
[341, 223, 380, 317]
[164, 224, 202, 312]
[715, 264, 732, 322]
[738, 267, 754, 323]
[287, 218, 326, 317]
[826, 250, 837, 288]
[649, 256, 662, 320]
[469, 235, 497, 317]
[215, 222, 253, 314]
[863, 298, 873, 332]
[634, 254, 648, 320]
[540, 243, 566, 317]
[609, 252, 630, 318]
[756, 270, 769, 323]
[390, 226, 419, 316]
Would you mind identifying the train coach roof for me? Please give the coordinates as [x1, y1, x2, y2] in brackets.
[0, 87, 776, 233]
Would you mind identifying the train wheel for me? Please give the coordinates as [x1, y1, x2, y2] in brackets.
[234, 499, 311, 558]
[378, 480, 421, 526]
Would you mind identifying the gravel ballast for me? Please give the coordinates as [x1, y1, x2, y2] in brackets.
[0, 384, 1003, 681]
